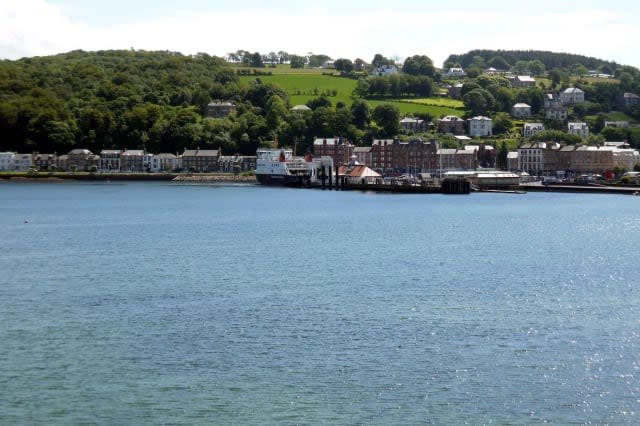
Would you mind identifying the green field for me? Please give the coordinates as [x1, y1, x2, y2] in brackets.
[239, 73, 357, 106]
[238, 69, 464, 117]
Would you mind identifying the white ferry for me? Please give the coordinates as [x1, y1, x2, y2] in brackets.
[255, 148, 333, 186]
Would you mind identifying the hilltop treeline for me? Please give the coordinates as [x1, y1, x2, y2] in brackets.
[0, 50, 401, 156]
[445, 49, 623, 74]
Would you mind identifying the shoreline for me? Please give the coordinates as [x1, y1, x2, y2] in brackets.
[0, 172, 257, 184]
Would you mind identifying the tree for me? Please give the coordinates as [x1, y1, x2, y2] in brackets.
[548, 69, 562, 89]
[289, 55, 305, 69]
[492, 112, 513, 134]
[354, 58, 366, 72]
[350, 99, 371, 129]
[308, 54, 331, 68]
[306, 96, 332, 110]
[372, 104, 400, 137]
[371, 53, 391, 68]
[250, 52, 264, 68]
[528, 60, 546, 76]
[463, 88, 495, 115]
[334, 58, 354, 73]
[402, 55, 436, 77]
[265, 94, 288, 134]
[487, 56, 510, 70]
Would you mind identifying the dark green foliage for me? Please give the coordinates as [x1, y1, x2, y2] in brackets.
[372, 104, 400, 137]
[445, 49, 621, 73]
[355, 75, 433, 98]
[402, 55, 436, 77]
[530, 130, 583, 144]
[334, 58, 354, 73]
[289, 55, 306, 69]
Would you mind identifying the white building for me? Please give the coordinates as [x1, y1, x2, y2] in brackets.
[511, 103, 532, 118]
[568, 122, 589, 138]
[371, 65, 398, 76]
[0, 152, 15, 171]
[468, 116, 492, 137]
[13, 154, 33, 171]
[523, 123, 545, 138]
[444, 67, 466, 78]
[518, 142, 560, 175]
[151, 153, 179, 172]
[560, 87, 585, 105]
[100, 149, 121, 171]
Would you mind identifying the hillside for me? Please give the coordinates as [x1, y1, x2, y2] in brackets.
[444, 49, 627, 73]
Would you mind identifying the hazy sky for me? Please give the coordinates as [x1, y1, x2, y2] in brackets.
[2, 0, 639, 68]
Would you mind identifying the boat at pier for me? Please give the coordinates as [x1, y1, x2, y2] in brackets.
[255, 149, 333, 186]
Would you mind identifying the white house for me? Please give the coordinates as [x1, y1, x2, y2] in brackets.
[0, 152, 15, 171]
[568, 122, 589, 138]
[13, 154, 33, 171]
[444, 67, 466, 78]
[468, 116, 493, 137]
[511, 103, 532, 118]
[372, 65, 398, 76]
[523, 123, 545, 138]
[560, 87, 585, 105]
[100, 149, 121, 171]
[151, 153, 179, 172]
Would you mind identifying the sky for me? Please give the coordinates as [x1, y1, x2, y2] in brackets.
[1, 0, 639, 68]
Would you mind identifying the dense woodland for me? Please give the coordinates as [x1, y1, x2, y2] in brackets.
[1, 49, 640, 157]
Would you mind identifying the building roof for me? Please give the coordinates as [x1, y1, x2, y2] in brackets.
[182, 149, 219, 157]
[121, 149, 145, 156]
[101, 149, 122, 154]
[372, 139, 395, 146]
[338, 164, 381, 178]
[516, 75, 536, 82]
[353, 146, 372, 153]
[469, 116, 492, 121]
[154, 153, 177, 159]
[524, 123, 544, 128]
[440, 115, 464, 122]
[563, 87, 584, 94]
[512, 103, 531, 108]
[291, 104, 311, 111]
[313, 138, 349, 146]
[69, 149, 93, 155]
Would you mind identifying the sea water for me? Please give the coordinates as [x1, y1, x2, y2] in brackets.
[1, 181, 639, 424]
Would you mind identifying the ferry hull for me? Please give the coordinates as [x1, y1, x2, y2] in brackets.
[255, 173, 306, 186]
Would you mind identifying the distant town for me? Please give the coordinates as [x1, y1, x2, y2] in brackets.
[2, 49, 640, 184]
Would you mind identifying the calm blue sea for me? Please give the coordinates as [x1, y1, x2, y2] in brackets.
[1, 181, 639, 424]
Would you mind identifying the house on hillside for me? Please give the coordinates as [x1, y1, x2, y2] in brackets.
[512, 75, 536, 88]
[371, 65, 398, 77]
[438, 115, 465, 135]
[206, 102, 236, 118]
[523, 123, 545, 138]
[568, 122, 589, 138]
[511, 103, 532, 118]
[400, 117, 428, 133]
[468, 116, 492, 137]
[444, 68, 466, 78]
[559, 87, 585, 105]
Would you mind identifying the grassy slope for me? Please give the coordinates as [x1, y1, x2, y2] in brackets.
[237, 65, 463, 117]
